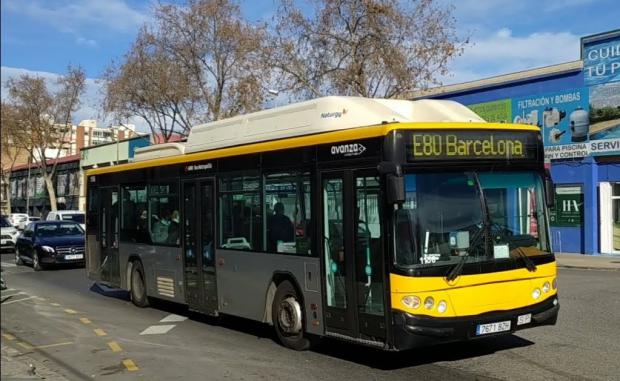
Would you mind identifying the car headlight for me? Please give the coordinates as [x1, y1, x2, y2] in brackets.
[402, 295, 421, 309]
[41, 246, 55, 253]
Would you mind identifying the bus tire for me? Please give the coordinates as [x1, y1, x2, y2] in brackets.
[272, 280, 313, 351]
[130, 260, 149, 308]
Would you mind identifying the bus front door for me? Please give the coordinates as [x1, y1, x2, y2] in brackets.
[321, 171, 387, 342]
[100, 187, 120, 285]
[182, 179, 217, 315]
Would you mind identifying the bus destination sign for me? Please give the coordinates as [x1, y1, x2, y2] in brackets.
[406, 130, 539, 161]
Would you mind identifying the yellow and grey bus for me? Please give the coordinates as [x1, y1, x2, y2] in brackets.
[85, 96, 559, 351]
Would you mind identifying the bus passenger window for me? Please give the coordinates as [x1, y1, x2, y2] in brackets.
[120, 186, 148, 243]
[148, 183, 179, 246]
[219, 174, 262, 251]
[264, 172, 312, 255]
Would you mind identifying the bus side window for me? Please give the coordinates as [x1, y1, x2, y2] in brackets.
[148, 183, 179, 247]
[219, 174, 262, 251]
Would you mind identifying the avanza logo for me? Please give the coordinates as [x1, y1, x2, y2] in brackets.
[330, 143, 366, 157]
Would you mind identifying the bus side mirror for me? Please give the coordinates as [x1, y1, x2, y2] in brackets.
[387, 175, 405, 205]
[544, 172, 555, 209]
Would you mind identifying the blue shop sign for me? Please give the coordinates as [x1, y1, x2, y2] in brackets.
[582, 31, 620, 86]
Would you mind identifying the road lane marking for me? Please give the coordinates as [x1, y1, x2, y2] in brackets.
[34, 341, 73, 349]
[64, 309, 77, 314]
[17, 342, 33, 350]
[122, 359, 139, 371]
[139, 324, 176, 335]
[108, 341, 122, 352]
[1, 291, 27, 297]
[1, 288, 16, 292]
[50, 303, 61, 306]
[80, 317, 92, 324]
[94, 329, 107, 337]
[2, 333, 16, 341]
[1, 296, 36, 305]
[159, 314, 188, 323]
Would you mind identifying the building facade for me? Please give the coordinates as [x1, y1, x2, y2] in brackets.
[416, 29, 620, 255]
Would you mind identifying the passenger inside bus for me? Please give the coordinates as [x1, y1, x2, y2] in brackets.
[267, 202, 295, 252]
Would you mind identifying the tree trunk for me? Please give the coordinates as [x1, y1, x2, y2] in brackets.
[43, 174, 58, 212]
[1, 172, 11, 214]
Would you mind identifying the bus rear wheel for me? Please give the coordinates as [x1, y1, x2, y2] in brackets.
[272, 280, 313, 351]
[130, 261, 150, 308]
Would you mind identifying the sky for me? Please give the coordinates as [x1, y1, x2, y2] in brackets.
[1, 0, 619, 128]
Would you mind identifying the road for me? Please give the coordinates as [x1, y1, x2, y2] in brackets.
[1, 252, 619, 381]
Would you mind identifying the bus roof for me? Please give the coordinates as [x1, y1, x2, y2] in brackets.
[87, 97, 540, 176]
[132, 97, 485, 162]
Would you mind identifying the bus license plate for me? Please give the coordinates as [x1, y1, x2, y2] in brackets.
[476, 320, 511, 336]
[65, 254, 83, 260]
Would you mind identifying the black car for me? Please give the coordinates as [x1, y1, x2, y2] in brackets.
[15, 221, 85, 271]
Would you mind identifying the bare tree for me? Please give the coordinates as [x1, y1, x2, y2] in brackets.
[103, 0, 270, 142]
[1, 102, 29, 213]
[103, 28, 200, 142]
[4, 66, 85, 212]
[268, 0, 467, 100]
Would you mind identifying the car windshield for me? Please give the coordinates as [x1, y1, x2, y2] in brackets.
[394, 171, 550, 271]
[1, 217, 11, 228]
[36, 223, 84, 237]
[61, 214, 85, 223]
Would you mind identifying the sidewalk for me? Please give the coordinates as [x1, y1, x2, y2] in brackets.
[1, 344, 69, 381]
[555, 252, 620, 270]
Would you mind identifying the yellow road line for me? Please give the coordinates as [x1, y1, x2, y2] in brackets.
[93, 329, 107, 337]
[122, 359, 139, 371]
[64, 309, 77, 314]
[17, 342, 33, 350]
[2, 333, 16, 341]
[107, 341, 122, 352]
[80, 317, 92, 324]
[33, 341, 73, 349]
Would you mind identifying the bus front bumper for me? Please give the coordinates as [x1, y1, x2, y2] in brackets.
[392, 295, 559, 350]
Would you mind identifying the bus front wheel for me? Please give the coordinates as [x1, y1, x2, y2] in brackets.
[272, 280, 313, 351]
[130, 261, 150, 308]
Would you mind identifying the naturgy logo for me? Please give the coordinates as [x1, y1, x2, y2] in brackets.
[321, 108, 348, 119]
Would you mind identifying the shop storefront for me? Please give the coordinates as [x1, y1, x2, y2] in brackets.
[417, 29, 620, 255]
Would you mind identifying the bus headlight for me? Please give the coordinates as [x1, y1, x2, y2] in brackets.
[424, 297, 434, 310]
[401, 295, 420, 309]
[532, 288, 541, 300]
[437, 300, 448, 314]
[542, 282, 551, 293]
[552, 278, 557, 290]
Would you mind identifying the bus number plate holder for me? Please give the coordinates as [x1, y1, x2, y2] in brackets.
[476, 320, 511, 336]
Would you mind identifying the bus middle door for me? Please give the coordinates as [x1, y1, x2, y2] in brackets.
[321, 170, 387, 343]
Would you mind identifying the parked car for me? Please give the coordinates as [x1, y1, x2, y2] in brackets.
[45, 210, 85, 230]
[15, 221, 85, 271]
[9, 213, 29, 228]
[1, 216, 20, 252]
[18, 216, 41, 230]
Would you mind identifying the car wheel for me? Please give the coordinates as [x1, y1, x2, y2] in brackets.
[33, 252, 44, 271]
[130, 260, 150, 308]
[272, 280, 314, 351]
[15, 247, 23, 265]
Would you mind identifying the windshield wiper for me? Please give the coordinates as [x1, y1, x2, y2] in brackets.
[446, 254, 469, 281]
[514, 247, 537, 272]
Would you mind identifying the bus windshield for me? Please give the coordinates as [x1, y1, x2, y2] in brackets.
[394, 171, 550, 271]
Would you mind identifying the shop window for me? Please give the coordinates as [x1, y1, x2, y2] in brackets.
[148, 183, 180, 246]
[120, 185, 148, 243]
[219, 174, 262, 251]
[264, 172, 312, 255]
